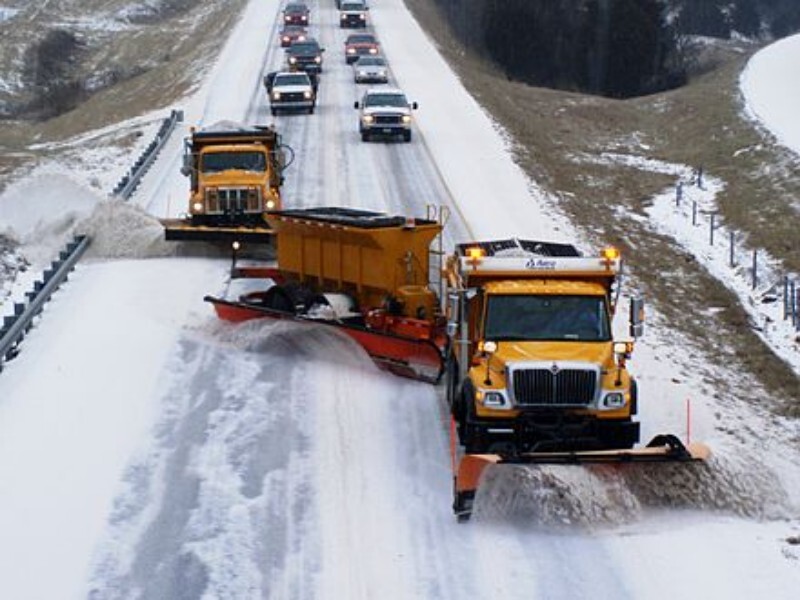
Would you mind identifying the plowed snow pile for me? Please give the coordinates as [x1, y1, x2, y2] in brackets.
[473, 453, 793, 526]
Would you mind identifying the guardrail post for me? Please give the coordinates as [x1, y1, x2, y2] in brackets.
[752, 250, 758, 290]
[709, 214, 716, 246]
[729, 231, 735, 267]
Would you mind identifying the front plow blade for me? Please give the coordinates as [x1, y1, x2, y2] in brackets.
[453, 434, 710, 521]
[205, 296, 446, 383]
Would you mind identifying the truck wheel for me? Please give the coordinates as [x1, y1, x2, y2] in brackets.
[361, 131, 369, 142]
[403, 131, 412, 142]
[270, 107, 277, 116]
[309, 106, 314, 115]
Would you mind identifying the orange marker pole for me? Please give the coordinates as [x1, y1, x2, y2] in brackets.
[686, 397, 691, 445]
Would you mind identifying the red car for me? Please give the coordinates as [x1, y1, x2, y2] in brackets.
[279, 24, 307, 48]
[344, 33, 379, 64]
[283, 3, 309, 26]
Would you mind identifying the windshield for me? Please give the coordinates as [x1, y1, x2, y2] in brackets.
[289, 42, 318, 53]
[348, 36, 374, 44]
[357, 57, 384, 66]
[275, 74, 309, 86]
[484, 294, 611, 342]
[364, 93, 407, 107]
[201, 151, 266, 173]
[342, 3, 364, 10]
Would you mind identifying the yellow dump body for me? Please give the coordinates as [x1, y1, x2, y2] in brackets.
[266, 208, 442, 313]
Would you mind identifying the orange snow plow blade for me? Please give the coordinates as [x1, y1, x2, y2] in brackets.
[205, 295, 446, 383]
[452, 434, 710, 521]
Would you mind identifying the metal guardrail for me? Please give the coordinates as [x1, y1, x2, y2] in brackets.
[0, 109, 184, 373]
[112, 109, 184, 199]
[0, 235, 91, 371]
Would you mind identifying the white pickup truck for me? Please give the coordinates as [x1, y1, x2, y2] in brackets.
[265, 71, 317, 115]
[354, 87, 418, 142]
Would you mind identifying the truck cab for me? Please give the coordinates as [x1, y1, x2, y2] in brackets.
[444, 239, 643, 454]
[181, 126, 284, 227]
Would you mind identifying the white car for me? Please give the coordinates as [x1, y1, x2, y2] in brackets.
[268, 71, 316, 115]
[354, 87, 418, 142]
[353, 56, 388, 84]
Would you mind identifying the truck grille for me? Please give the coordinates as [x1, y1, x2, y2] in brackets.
[375, 115, 402, 125]
[511, 367, 597, 406]
[207, 187, 261, 214]
[279, 92, 307, 102]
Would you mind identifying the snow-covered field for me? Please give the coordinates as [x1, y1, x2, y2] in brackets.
[0, 1, 799, 598]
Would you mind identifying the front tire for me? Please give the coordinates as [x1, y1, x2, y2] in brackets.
[403, 130, 412, 142]
[361, 131, 369, 142]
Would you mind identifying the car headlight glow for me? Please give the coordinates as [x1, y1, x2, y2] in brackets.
[314, 56, 321, 63]
[272, 91, 281, 100]
[289, 56, 297, 64]
[303, 90, 312, 99]
[192, 202, 204, 213]
[266, 200, 276, 209]
[363, 115, 374, 123]
[402, 115, 412, 124]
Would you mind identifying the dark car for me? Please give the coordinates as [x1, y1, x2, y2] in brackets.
[286, 38, 325, 73]
[283, 3, 310, 26]
[279, 24, 307, 48]
[344, 33, 380, 64]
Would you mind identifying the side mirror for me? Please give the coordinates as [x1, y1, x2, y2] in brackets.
[180, 158, 192, 177]
[354, 101, 360, 109]
[411, 101, 418, 110]
[629, 297, 645, 338]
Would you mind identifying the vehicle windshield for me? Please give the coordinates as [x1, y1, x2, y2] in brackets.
[285, 4, 307, 12]
[348, 35, 375, 44]
[289, 42, 319, 53]
[364, 93, 407, 107]
[275, 74, 309, 86]
[342, 3, 365, 10]
[484, 295, 611, 342]
[201, 151, 266, 173]
[356, 57, 385, 66]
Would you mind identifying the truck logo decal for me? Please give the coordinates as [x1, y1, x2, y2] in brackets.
[525, 258, 557, 270]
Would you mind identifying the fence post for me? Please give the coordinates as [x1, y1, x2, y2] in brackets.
[785, 276, 790, 320]
[676, 181, 683, 206]
[752, 250, 758, 290]
[710, 214, 716, 246]
[729, 231, 735, 267]
[692, 201, 697, 226]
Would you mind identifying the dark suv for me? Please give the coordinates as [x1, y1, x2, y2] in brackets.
[285, 38, 325, 73]
[283, 3, 310, 25]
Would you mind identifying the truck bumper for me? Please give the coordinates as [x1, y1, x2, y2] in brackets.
[461, 412, 640, 453]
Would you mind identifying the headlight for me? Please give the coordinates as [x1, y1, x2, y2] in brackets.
[601, 392, 626, 409]
[402, 115, 411, 124]
[347, 48, 355, 54]
[192, 202, 204, 213]
[303, 90, 312, 99]
[266, 199, 276, 209]
[359, 14, 366, 20]
[362, 115, 374, 123]
[272, 91, 281, 100]
[476, 389, 509, 409]
[289, 56, 297, 64]
[369, 48, 377, 54]
[357, 70, 366, 77]
[314, 56, 321, 63]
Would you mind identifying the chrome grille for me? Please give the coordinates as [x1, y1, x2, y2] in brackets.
[511, 367, 596, 406]
[375, 115, 402, 125]
[207, 188, 260, 214]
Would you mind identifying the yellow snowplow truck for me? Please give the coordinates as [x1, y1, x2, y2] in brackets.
[443, 238, 709, 520]
[444, 238, 642, 454]
[162, 124, 292, 243]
